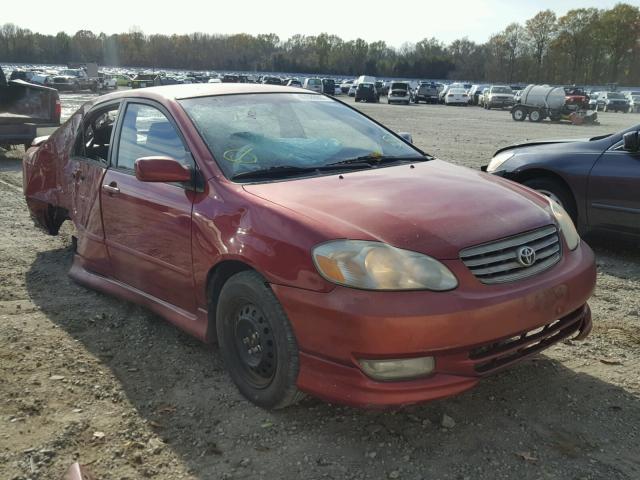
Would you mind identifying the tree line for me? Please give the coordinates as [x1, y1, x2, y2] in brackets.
[1, 3, 639, 85]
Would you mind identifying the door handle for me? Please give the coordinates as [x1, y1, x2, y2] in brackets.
[102, 183, 120, 194]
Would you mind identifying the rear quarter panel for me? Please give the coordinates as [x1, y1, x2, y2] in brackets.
[23, 104, 86, 213]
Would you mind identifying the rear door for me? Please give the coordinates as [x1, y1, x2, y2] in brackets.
[587, 141, 640, 234]
[101, 100, 197, 311]
[69, 101, 121, 274]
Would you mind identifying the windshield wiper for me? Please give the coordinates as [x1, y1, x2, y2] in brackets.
[326, 154, 430, 167]
[231, 162, 374, 181]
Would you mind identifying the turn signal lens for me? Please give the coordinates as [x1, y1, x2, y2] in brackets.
[359, 357, 435, 381]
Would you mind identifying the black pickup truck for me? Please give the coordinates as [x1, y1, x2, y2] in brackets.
[0, 66, 61, 149]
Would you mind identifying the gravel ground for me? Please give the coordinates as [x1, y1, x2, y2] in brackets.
[1, 92, 639, 480]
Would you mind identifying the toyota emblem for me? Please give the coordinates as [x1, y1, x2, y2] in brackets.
[517, 246, 536, 267]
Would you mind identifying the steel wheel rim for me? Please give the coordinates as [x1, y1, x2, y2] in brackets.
[232, 303, 277, 388]
[514, 109, 524, 120]
[531, 111, 540, 121]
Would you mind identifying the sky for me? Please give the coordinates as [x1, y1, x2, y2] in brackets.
[2, 0, 630, 47]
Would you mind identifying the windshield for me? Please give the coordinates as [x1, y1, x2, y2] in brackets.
[607, 92, 624, 99]
[492, 86, 513, 94]
[180, 93, 424, 181]
[61, 69, 81, 76]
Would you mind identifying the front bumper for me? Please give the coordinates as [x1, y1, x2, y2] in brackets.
[272, 241, 596, 407]
[488, 98, 514, 107]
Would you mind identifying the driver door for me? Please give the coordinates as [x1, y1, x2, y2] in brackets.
[587, 141, 640, 234]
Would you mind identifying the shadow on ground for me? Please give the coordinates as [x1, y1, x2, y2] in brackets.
[25, 242, 640, 480]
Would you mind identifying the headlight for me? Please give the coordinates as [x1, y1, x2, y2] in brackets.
[549, 200, 580, 250]
[312, 240, 458, 291]
[486, 151, 515, 172]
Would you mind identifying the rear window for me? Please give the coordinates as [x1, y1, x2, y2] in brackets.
[607, 92, 624, 99]
[308, 79, 322, 86]
[391, 83, 408, 90]
[492, 86, 513, 94]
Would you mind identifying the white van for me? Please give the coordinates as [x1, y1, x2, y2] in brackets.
[356, 75, 376, 85]
[303, 78, 323, 93]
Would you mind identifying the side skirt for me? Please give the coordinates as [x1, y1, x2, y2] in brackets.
[69, 254, 209, 341]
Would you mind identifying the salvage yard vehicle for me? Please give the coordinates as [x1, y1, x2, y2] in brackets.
[303, 78, 323, 93]
[413, 82, 439, 104]
[468, 84, 488, 105]
[131, 73, 162, 89]
[595, 92, 629, 112]
[355, 82, 379, 102]
[387, 81, 412, 105]
[564, 87, 589, 110]
[625, 92, 640, 113]
[23, 83, 596, 410]
[115, 74, 133, 87]
[0, 65, 61, 148]
[511, 84, 597, 125]
[99, 73, 118, 90]
[483, 85, 514, 109]
[484, 125, 640, 237]
[51, 68, 99, 92]
[444, 88, 468, 106]
[321, 78, 335, 95]
[340, 79, 354, 93]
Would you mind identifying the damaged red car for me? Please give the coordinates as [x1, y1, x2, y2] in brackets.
[23, 84, 596, 409]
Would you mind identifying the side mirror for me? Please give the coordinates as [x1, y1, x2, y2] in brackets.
[398, 132, 413, 144]
[623, 131, 639, 152]
[134, 157, 192, 183]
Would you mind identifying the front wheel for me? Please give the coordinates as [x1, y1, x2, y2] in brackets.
[216, 271, 303, 409]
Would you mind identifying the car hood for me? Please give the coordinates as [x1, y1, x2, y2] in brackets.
[493, 137, 594, 156]
[242, 160, 553, 259]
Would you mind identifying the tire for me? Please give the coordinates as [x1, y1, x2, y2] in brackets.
[523, 177, 577, 223]
[529, 109, 543, 122]
[216, 270, 303, 409]
[512, 106, 527, 121]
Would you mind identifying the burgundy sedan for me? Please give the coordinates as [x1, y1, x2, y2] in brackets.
[23, 84, 596, 409]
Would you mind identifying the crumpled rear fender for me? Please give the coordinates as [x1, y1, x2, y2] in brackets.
[22, 105, 87, 231]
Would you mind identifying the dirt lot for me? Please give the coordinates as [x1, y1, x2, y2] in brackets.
[1, 93, 639, 480]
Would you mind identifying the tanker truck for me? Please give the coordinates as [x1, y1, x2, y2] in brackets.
[511, 84, 597, 125]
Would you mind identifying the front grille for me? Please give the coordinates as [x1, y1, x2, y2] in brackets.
[460, 225, 561, 284]
[469, 306, 587, 374]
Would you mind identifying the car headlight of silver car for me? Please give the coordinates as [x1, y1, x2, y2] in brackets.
[486, 151, 515, 172]
[549, 200, 580, 250]
[312, 240, 458, 291]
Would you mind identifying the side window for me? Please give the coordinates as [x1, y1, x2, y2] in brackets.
[116, 103, 189, 171]
[75, 105, 120, 163]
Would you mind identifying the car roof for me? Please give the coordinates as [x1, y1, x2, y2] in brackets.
[94, 83, 313, 105]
